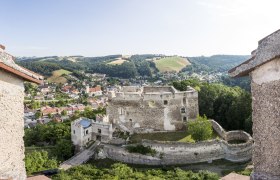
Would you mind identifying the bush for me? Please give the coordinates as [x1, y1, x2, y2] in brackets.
[126, 145, 157, 156]
[188, 115, 213, 142]
[25, 150, 58, 175]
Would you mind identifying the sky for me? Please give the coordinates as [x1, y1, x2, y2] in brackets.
[1, 0, 280, 57]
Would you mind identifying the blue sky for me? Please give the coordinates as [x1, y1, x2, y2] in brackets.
[1, 0, 280, 57]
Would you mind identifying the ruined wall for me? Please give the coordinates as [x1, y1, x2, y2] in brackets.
[107, 87, 199, 132]
[102, 137, 252, 165]
[102, 120, 252, 165]
[0, 70, 26, 180]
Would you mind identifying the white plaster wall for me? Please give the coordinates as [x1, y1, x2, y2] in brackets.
[251, 57, 280, 85]
[0, 70, 26, 180]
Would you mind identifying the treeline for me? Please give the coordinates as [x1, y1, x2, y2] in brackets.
[18, 61, 61, 76]
[53, 163, 219, 180]
[18, 54, 159, 79]
[183, 55, 249, 73]
[173, 79, 252, 133]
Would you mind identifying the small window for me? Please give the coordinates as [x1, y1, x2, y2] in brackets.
[88, 138, 90, 142]
[73, 130, 75, 134]
[181, 108, 186, 113]
[86, 130, 88, 134]
[98, 129, 101, 134]
[183, 117, 187, 122]
[164, 100, 168, 105]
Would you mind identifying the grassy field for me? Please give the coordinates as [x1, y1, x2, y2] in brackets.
[47, 69, 72, 84]
[130, 131, 190, 143]
[154, 56, 190, 72]
[107, 59, 127, 65]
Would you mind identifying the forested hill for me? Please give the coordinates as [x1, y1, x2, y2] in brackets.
[16, 54, 250, 78]
[183, 55, 250, 73]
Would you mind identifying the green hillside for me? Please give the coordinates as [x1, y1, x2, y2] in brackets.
[154, 56, 190, 72]
[47, 69, 72, 84]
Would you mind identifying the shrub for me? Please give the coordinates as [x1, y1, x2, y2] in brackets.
[126, 145, 157, 156]
[188, 115, 213, 142]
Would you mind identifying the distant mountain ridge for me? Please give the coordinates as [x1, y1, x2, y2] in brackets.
[16, 54, 249, 78]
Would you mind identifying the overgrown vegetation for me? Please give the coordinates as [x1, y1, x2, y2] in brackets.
[188, 115, 213, 142]
[52, 163, 219, 180]
[25, 150, 58, 175]
[126, 145, 157, 156]
[24, 121, 74, 161]
[173, 78, 252, 133]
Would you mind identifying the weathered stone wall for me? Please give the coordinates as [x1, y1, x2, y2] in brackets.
[107, 87, 199, 132]
[251, 80, 280, 179]
[0, 70, 26, 180]
[101, 120, 252, 165]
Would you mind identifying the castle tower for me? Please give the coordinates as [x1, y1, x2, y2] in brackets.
[229, 29, 280, 179]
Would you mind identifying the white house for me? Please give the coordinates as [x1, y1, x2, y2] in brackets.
[71, 117, 113, 149]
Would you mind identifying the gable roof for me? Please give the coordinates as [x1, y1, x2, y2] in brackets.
[0, 45, 43, 84]
[229, 29, 280, 77]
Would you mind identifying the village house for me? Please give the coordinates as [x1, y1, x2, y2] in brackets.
[0, 45, 43, 179]
[71, 116, 113, 149]
[229, 29, 280, 180]
[86, 85, 103, 96]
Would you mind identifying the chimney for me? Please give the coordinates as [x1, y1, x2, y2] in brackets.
[0, 44, 5, 52]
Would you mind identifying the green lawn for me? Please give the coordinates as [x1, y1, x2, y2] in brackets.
[130, 131, 190, 143]
[154, 56, 190, 72]
[47, 69, 72, 84]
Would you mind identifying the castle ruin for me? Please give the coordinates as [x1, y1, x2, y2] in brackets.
[106, 86, 199, 133]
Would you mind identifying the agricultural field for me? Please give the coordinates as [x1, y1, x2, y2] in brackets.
[107, 59, 128, 65]
[154, 56, 190, 72]
[47, 69, 72, 84]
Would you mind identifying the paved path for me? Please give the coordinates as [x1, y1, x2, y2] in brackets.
[59, 141, 100, 170]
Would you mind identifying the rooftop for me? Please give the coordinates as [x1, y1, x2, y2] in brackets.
[0, 45, 43, 84]
[79, 118, 92, 128]
[229, 29, 280, 77]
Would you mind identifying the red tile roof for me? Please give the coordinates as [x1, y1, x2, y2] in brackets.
[0, 45, 43, 84]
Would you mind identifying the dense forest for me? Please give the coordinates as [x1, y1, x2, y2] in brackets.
[17, 54, 250, 80]
[183, 55, 250, 73]
[173, 78, 252, 133]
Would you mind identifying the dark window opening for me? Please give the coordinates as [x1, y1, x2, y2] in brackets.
[98, 129, 101, 134]
[181, 108, 186, 113]
[164, 100, 168, 105]
[183, 117, 187, 122]
[86, 130, 88, 134]
[73, 130, 75, 134]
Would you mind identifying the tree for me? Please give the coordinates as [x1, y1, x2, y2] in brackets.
[54, 139, 74, 161]
[25, 150, 58, 175]
[35, 111, 42, 119]
[188, 115, 213, 142]
[61, 110, 67, 116]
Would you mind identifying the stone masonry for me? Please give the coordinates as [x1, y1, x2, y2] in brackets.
[229, 30, 280, 179]
[106, 86, 199, 133]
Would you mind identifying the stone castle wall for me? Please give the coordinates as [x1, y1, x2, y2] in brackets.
[101, 120, 252, 165]
[0, 70, 26, 180]
[107, 86, 199, 132]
